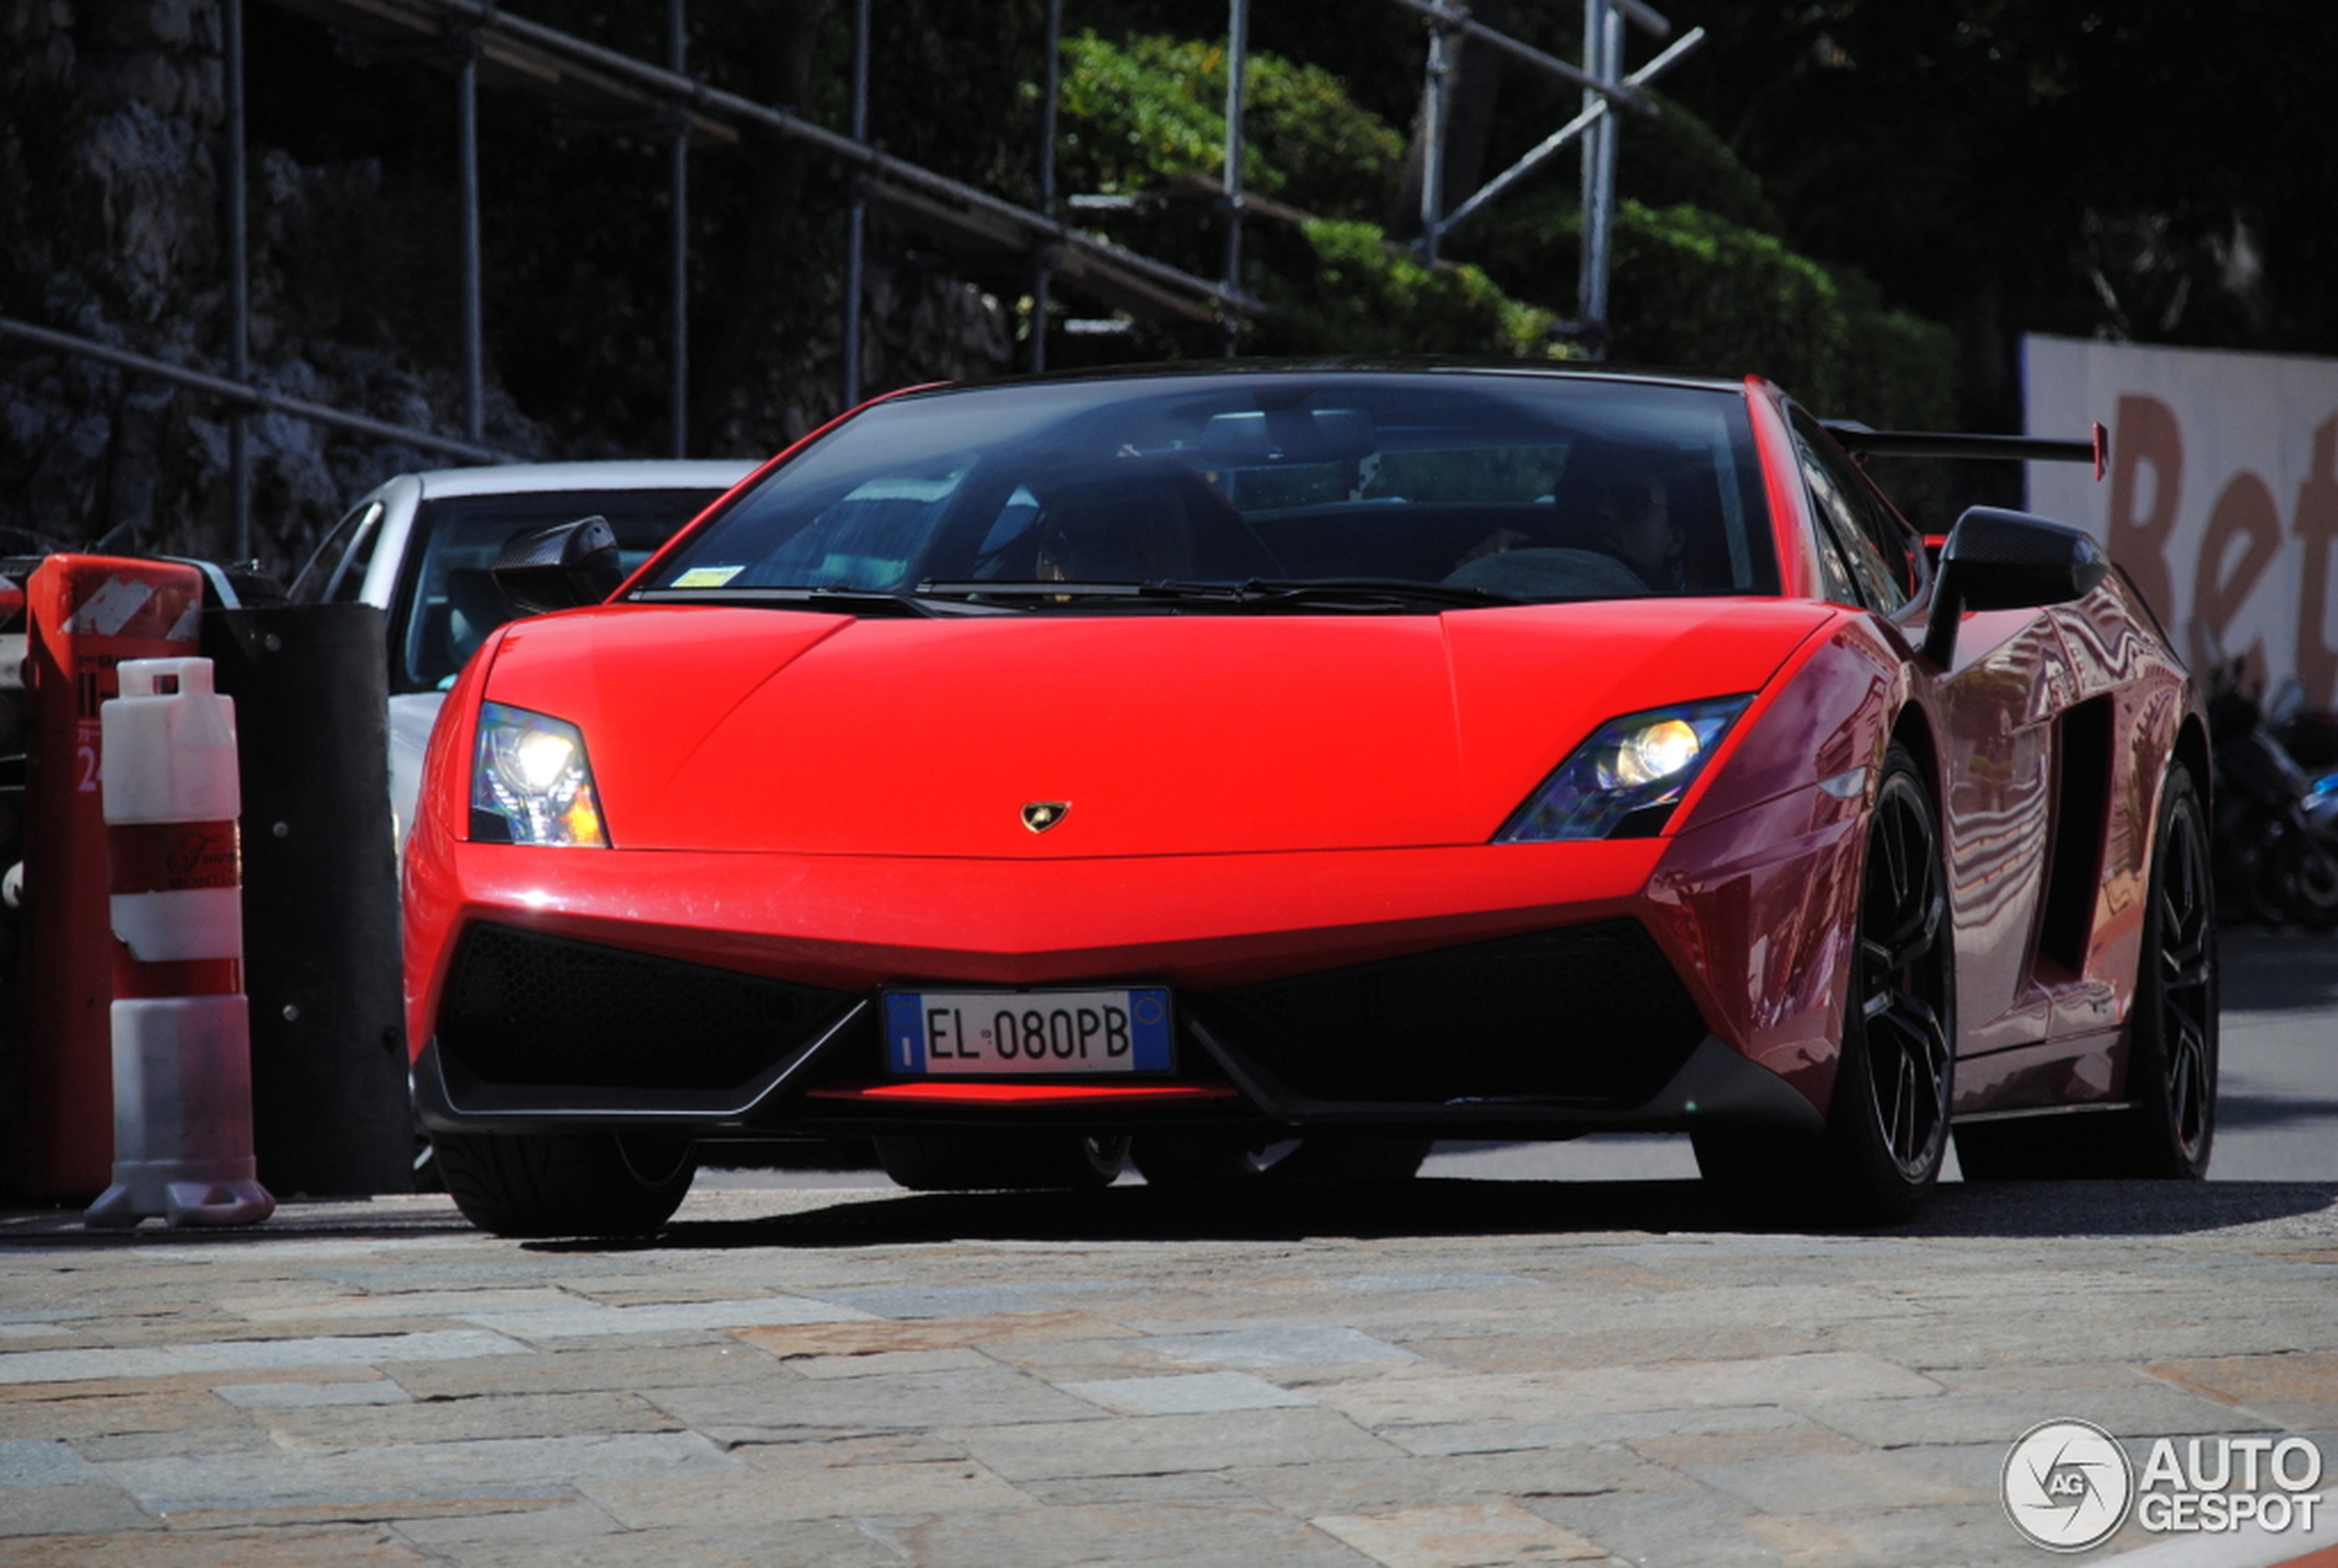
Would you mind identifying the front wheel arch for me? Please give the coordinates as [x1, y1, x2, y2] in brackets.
[1696, 739, 1956, 1225]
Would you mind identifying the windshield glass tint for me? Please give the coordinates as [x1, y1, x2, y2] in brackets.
[646, 374, 1778, 605]
[397, 488, 721, 690]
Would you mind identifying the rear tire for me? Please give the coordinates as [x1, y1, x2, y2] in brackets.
[432, 1129, 697, 1238]
[2112, 765, 2219, 1176]
[1696, 743, 1954, 1226]
[1129, 1133, 1432, 1186]
[874, 1134, 1129, 1191]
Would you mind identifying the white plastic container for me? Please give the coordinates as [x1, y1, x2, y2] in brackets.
[85, 657, 274, 1228]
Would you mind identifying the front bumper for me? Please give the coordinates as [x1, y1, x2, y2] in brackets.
[409, 888, 1823, 1144]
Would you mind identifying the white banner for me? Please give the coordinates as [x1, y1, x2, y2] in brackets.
[2024, 333, 2338, 706]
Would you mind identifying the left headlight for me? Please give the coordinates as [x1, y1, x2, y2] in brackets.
[470, 701, 608, 847]
[1496, 696, 1751, 842]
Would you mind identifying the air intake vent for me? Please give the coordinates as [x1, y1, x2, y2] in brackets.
[440, 923, 855, 1091]
[1198, 920, 1708, 1108]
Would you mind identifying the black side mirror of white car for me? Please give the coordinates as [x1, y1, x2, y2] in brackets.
[1921, 506, 2108, 667]
[491, 515, 625, 617]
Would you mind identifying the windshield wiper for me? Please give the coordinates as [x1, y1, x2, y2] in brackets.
[630, 585, 943, 617]
[913, 578, 1526, 613]
[1226, 578, 1527, 610]
[917, 580, 1148, 598]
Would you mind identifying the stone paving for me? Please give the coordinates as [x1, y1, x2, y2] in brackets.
[3, 1176, 2335, 1567]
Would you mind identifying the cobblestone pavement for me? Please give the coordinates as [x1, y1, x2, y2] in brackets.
[4, 1177, 2335, 1567]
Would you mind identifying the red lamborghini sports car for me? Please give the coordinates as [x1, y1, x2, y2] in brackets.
[402, 364, 2216, 1236]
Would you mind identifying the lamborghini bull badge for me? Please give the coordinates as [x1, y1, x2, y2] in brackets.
[1022, 801, 1071, 834]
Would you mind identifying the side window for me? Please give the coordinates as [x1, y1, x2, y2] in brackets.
[290, 499, 384, 605]
[1791, 413, 1914, 613]
[1807, 507, 1864, 607]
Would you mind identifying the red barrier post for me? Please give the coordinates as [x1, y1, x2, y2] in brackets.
[13, 558, 203, 1198]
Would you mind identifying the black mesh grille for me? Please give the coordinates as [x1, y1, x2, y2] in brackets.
[1196, 920, 1708, 1107]
[440, 924, 856, 1091]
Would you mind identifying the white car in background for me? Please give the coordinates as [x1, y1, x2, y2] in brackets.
[289, 461, 758, 846]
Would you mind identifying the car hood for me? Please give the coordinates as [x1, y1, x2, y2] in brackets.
[480, 600, 1834, 856]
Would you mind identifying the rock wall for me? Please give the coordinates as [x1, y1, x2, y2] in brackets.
[0, 0, 543, 578]
[0, 0, 1016, 582]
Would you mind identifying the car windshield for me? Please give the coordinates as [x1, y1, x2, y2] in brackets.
[396, 488, 723, 690]
[643, 372, 1777, 610]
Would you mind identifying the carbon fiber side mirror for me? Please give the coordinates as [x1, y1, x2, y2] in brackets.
[1922, 507, 2107, 666]
[490, 515, 624, 617]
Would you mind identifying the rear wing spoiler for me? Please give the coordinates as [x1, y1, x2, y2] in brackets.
[1823, 421, 2109, 482]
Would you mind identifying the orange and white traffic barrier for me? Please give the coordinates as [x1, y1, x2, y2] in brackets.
[84, 657, 273, 1228]
[16, 556, 204, 1199]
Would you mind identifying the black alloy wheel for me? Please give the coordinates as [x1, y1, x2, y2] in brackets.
[2118, 765, 2219, 1176]
[1849, 753, 1957, 1192]
[1696, 742, 1953, 1225]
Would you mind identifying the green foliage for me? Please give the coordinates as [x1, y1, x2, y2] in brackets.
[1058, 33, 1240, 195]
[1607, 202, 1854, 399]
[1447, 190, 1951, 430]
[1618, 90, 1783, 237]
[1610, 202, 1954, 432]
[1057, 34, 1555, 360]
[1042, 28, 1959, 384]
[1255, 219, 1559, 359]
[1606, 202, 1956, 525]
[1058, 32, 1404, 221]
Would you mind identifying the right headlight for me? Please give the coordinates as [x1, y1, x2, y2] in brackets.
[1496, 696, 1751, 842]
[469, 701, 608, 847]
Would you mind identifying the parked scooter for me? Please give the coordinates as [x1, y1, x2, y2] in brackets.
[2208, 663, 2338, 928]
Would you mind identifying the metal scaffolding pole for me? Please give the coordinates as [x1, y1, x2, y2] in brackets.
[1388, 0, 1652, 113]
[1030, 0, 1061, 373]
[1221, 0, 1249, 355]
[0, 317, 512, 463]
[457, 28, 484, 444]
[224, 0, 250, 558]
[667, 0, 689, 457]
[417, 0, 1260, 321]
[1577, 0, 1621, 357]
[1417, 9, 1454, 265]
[842, 0, 870, 408]
[1429, 24, 1701, 245]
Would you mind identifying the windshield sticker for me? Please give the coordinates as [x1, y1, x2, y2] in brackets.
[673, 565, 745, 588]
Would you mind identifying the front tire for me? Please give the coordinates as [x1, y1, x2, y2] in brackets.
[1696, 743, 1954, 1225]
[432, 1129, 697, 1238]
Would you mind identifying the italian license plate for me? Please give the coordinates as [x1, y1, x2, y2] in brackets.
[883, 987, 1174, 1076]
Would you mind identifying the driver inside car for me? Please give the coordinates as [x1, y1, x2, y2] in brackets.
[1030, 481, 1197, 585]
[1445, 446, 1689, 597]
[1587, 472, 1686, 592]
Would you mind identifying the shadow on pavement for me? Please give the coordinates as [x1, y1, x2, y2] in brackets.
[2222, 928, 2338, 1013]
[2218, 1092, 2338, 1128]
[563, 1175, 2338, 1252]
